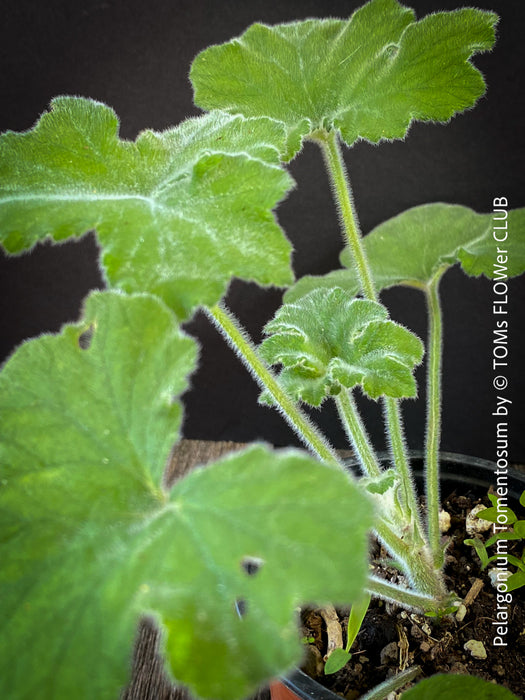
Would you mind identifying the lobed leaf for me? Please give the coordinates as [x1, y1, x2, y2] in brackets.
[0, 291, 373, 700]
[0, 97, 294, 319]
[260, 287, 423, 405]
[191, 0, 497, 158]
[285, 204, 525, 303]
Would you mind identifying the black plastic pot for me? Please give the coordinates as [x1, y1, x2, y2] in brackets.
[274, 452, 525, 700]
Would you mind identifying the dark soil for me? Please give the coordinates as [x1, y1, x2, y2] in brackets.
[298, 487, 525, 699]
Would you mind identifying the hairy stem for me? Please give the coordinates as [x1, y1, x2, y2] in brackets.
[384, 397, 425, 549]
[335, 390, 382, 478]
[315, 127, 425, 548]
[424, 268, 448, 564]
[365, 575, 438, 613]
[207, 304, 342, 467]
[208, 305, 443, 598]
[360, 666, 422, 700]
[314, 128, 377, 302]
[208, 305, 445, 600]
[373, 519, 445, 600]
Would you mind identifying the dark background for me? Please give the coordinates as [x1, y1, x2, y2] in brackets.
[1, 0, 524, 461]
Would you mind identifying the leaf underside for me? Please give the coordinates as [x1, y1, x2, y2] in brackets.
[260, 288, 423, 405]
[0, 97, 294, 320]
[285, 204, 525, 303]
[0, 291, 373, 700]
[191, 0, 497, 158]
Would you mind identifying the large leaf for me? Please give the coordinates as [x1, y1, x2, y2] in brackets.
[0, 291, 373, 700]
[260, 288, 423, 406]
[401, 673, 519, 700]
[191, 0, 497, 158]
[285, 204, 525, 302]
[0, 97, 294, 319]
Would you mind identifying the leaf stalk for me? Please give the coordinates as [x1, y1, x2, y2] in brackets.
[424, 267, 448, 564]
[314, 128, 377, 302]
[314, 127, 426, 551]
[336, 390, 382, 478]
[207, 303, 343, 468]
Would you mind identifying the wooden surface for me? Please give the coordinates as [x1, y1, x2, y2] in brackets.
[122, 439, 271, 700]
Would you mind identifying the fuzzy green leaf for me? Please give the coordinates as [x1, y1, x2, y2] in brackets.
[286, 205, 525, 303]
[260, 288, 423, 406]
[0, 297, 373, 700]
[340, 204, 525, 286]
[191, 0, 497, 158]
[401, 673, 520, 699]
[0, 97, 294, 319]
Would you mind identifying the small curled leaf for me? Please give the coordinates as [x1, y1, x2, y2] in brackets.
[260, 288, 423, 406]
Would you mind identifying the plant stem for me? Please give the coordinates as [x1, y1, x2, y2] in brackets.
[383, 397, 425, 548]
[424, 267, 448, 564]
[315, 127, 425, 547]
[207, 303, 342, 467]
[335, 390, 382, 478]
[359, 666, 422, 700]
[314, 129, 377, 302]
[365, 575, 437, 613]
[208, 304, 444, 601]
[372, 520, 444, 600]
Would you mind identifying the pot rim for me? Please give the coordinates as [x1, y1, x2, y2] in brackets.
[278, 451, 525, 699]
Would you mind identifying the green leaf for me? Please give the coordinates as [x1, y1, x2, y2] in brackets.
[160, 446, 373, 699]
[506, 569, 525, 592]
[340, 204, 525, 286]
[485, 531, 522, 548]
[0, 291, 197, 698]
[0, 97, 294, 319]
[513, 520, 525, 538]
[285, 204, 525, 303]
[191, 0, 497, 158]
[364, 469, 397, 495]
[0, 297, 373, 700]
[520, 490, 525, 508]
[464, 538, 489, 569]
[502, 554, 525, 571]
[260, 288, 423, 406]
[324, 648, 352, 675]
[477, 505, 517, 525]
[347, 594, 371, 650]
[401, 673, 520, 699]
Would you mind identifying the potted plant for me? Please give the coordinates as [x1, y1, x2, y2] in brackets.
[0, 1, 524, 699]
